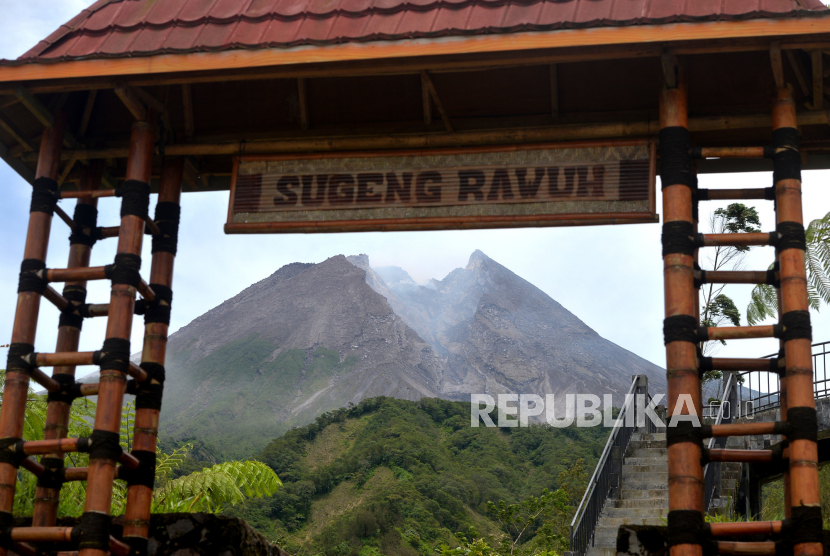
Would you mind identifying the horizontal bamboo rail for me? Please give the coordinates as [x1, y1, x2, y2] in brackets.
[709, 522, 783, 536]
[700, 232, 772, 247]
[7, 529, 130, 556]
[717, 542, 776, 555]
[100, 226, 119, 238]
[706, 325, 776, 341]
[87, 304, 109, 317]
[697, 188, 772, 201]
[699, 147, 766, 158]
[709, 358, 783, 371]
[709, 422, 781, 437]
[59, 190, 117, 199]
[23, 108, 830, 162]
[30, 352, 148, 382]
[20, 439, 140, 468]
[44, 268, 155, 301]
[697, 271, 775, 285]
[707, 449, 779, 463]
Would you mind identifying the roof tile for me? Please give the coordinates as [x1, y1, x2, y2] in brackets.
[7, 0, 828, 64]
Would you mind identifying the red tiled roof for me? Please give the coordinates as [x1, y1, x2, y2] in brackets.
[12, 0, 829, 64]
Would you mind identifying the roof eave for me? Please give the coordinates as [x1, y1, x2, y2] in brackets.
[1, 16, 830, 86]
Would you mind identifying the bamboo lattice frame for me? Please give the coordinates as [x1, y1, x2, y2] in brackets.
[0, 112, 181, 556]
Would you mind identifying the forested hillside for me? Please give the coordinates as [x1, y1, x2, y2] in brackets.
[221, 397, 610, 556]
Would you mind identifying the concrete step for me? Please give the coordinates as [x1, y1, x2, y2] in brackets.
[615, 497, 669, 508]
[632, 432, 666, 442]
[601, 507, 667, 518]
[621, 487, 668, 499]
[628, 448, 668, 458]
[623, 464, 668, 475]
[621, 476, 669, 488]
[596, 517, 667, 528]
[628, 440, 667, 450]
[624, 457, 669, 466]
[586, 547, 617, 556]
[593, 526, 621, 547]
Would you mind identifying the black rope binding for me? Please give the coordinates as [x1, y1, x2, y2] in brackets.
[133, 284, 172, 325]
[47, 374, 84, 404]
[119, 450, 157, 488]
[126, 362, 165, 411]
[69, 203, 103, 247]
[774, 310, 812, 342]
[772, 222, 807, 253]
[6, 342, 35, 376]
[105, 252, 142, 288]
[37, 457, 66, 490]
[0, 438, 26, 468]
[72, 511, 112, 551]
[59, 285, 90, 330]
[18, 259, 47, 294]
[659, 128, 696, 189]
[150, 202, 181, 255]
[772, 128, 801, 184]
[97, 338, 131, 373]
[82, 430, 123, 461]
[116, 180, 151, 220]
[125, 536, 149, 556]
[787, 407, 818, 442]
[666, 421, 712, 448]
[30, 177, 59, 215]
[0, 511, 13, 550]
[662, 221, 703, 257]
[667, 509, 717, 555]
[663, 315, 703, 345]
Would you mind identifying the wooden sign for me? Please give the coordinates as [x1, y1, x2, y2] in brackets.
[225, 141, 656, 233]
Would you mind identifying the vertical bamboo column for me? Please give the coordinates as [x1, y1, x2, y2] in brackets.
[122, 158, 183, 553]
[33, 162, 103, 527]
[79, 120, 154, 556]
[0, 114, 65, 556]
[660, 70, 704, 556]
[772, 88, 823, 556]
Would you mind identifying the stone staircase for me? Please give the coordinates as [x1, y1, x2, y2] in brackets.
[586, 431, 668, 556]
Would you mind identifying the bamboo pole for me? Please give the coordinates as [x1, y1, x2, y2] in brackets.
[29, 108, 830, 162]
[709, 358, 782, 371]
[699, 271, 774, 284]
[79, 117, 154, 556]
[122, 158, 183, 550]
[0, 113, 65, 556]
[706, 326, 776, 341]
[660, 69, 703, 556]
[697, 189, 772, 201]
[699, 233, 772, 247]
[706, 449, 778, 463]
[709, 422, 782, 437]
[709, 522, 783, 536]
[773, 88, 823, 556]
[34, 158, 100, 537]
[698, 147, 766, 158]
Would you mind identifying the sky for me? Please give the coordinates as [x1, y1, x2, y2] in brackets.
[0, 1, 828, 382]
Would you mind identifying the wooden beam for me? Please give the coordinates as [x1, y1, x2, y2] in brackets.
[15, 86, 53, 127]
[183, 157, 200, 189]
[1, 17, 830, 86]
[785, 49, 811, 96]
[78, 89, 96, 138]
[56, 151, 80, 186]
[182, 83, 194, 138]
[549, 64, 559, 117]
[114, 82, 147, 121]
[770, 42, 785, 89]
[813, 50, 824, 110]
[421, 72, 432, 125]
[0, 111, 35, 151]
[36, 107, 830, 161]
[298, 78, 309, 130]
[420, 71, 453, 133]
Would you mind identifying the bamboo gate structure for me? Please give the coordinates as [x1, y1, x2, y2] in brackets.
[0, 1, 828, 556]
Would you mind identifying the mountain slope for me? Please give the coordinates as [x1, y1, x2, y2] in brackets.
[160, 256, 445, 458]
[350, 250, 667, 412]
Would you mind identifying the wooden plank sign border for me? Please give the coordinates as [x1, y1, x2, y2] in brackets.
[225, 140, 657, 233]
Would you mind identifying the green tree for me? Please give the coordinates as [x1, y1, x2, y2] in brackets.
[3, 374, 281, 517]
[747, 210, 830, 324]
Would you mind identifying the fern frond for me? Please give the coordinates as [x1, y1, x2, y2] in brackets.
[747, 284, 778, 326]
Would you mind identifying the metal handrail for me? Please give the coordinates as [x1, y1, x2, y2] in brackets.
[737, 340, 829, 416]
[569, 376, 645, 556]
[704, 373, 734, 512]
